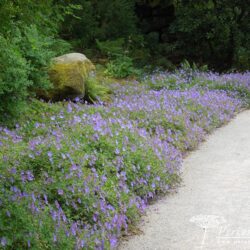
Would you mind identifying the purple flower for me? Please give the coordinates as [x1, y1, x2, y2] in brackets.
[71, 164, 78, 171]
[10, 168, 17, 174]
[74, 97, 80, 102]
[109, 236, 117, 248]
[70, 222, 77, 236]
[0, 69, 248, 249]
[53, 234, 57, 242]
[67, 103, 73, 113]
[58, 189, 64, 195]
[93, 213, 98, 222]
[1, 237, 7, 247]
[44, 194, 48, 205]
[26, 171, 34, 181]
[156, 176, 161, 181]
[47, 151, 53, 158]
[51, 211, 57, 221]
[80, 239, 85, 248]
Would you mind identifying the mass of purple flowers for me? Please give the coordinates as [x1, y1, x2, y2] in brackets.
[0, 71, 249, 249]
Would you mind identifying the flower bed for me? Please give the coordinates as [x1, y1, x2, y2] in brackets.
[0, 71, 248, 249]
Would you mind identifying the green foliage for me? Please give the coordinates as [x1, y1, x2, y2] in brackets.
[145, 67, 250, 109]
[205, 80, 250, 107]
[61, 0, 138, 48]
[0, 197, 76, 249]
[2, 0, 249, 73]
[0, 35, 30, 118]
[97, 39, 141, 78]
[0, 24, 71, 120]
[180, 60, 208, 72]
[178, 60, 209, 81]
[0, 0, 249, 124]
[0, 1, 72, 119]
[96, 38, 126, 58]
[85, 76, 112, 103]
[0, 99, 179, 248]
[0, 73, 245, 248]
[0, 0, 61, 35]
[105, 56, 141, 78]
[19, 25, 55, 91]
[96, 35, 148, 63]
[170, 0, 250, 70]
[234, 47, 250, 71]
[145, 61, 209, 91]
[59, 0, 249, 70]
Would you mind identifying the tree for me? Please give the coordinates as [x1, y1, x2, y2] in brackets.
[170, 0, 250, 70]
[60, 0, 138, 50]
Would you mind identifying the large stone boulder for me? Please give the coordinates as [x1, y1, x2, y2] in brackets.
[46, 53, 95, 100]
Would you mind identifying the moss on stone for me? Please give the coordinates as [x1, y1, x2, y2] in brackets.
[44, 56, 95, 100]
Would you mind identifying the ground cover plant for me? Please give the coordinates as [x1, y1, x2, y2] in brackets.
[0, 70, 249, 249]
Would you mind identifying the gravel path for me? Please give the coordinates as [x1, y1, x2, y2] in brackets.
[119, 110, 250, 250]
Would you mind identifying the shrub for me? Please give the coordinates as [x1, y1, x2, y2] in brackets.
[0, 35, 30, 118]
[234, 47, 250, 71]
[19, 25, 70, 91]
[0, 25, 71, 123]
[85, 76, 112, 103]
[97, 39, 141, 78]
[96, 38, 126, 58]
[61, 0, 137, 49]
[105, 56, 140, 78]
[19, 25, 61, 92]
